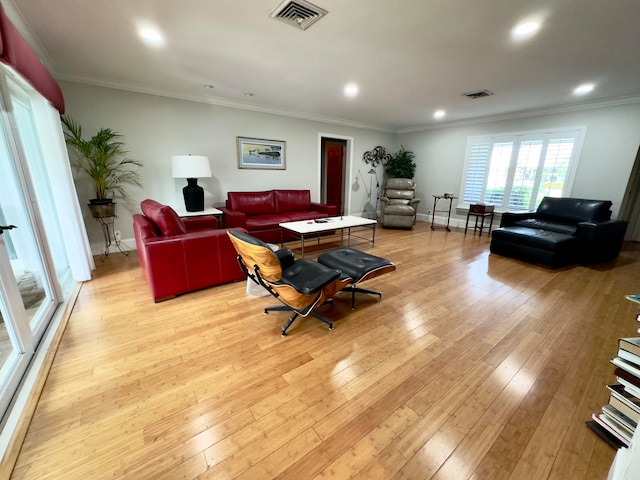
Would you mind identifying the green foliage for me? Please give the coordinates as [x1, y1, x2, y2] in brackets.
[61, 115, 143, 200]
[385, 145, 416, 179]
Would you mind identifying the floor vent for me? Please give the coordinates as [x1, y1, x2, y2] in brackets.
[270, 0, 328, 30]
[462, 90, 494, 99]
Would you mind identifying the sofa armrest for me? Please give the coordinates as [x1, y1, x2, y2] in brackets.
[575, 220, 628, 263]
[182, 215, 218, 231]
[220, 207, 247, 229]
[140, 227, 247, 301]
[310, 202, 338, 216]
[499, 211, 536, 227]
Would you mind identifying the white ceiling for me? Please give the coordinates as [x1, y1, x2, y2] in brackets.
[8, 0, 640, 132]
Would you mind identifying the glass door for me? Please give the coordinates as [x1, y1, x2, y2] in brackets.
[0, 79, 61, 419]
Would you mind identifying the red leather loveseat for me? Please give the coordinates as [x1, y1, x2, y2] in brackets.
[133, 199, 247, 302]
[220, 190, 337, 243]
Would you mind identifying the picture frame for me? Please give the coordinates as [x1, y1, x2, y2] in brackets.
[237, 137, 286, 170]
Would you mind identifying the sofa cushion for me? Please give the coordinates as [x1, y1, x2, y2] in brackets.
[385, 189, 415, 201]
[245, 214, 286, 231]
[275, 190, 311, 213]
[227, 191, 275, 215]
[141, 199, 187, 237]
[536, 197, 612, 223]
[514, 218, 578, 235]
[280, 210, 328, 222]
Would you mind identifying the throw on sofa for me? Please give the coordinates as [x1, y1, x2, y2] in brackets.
[133, 199, 247, 301]
[490, 197, 628, 268]
[220, 189, 337, 243]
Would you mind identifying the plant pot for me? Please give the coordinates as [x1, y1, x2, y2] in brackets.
[88, 202, 116, 218]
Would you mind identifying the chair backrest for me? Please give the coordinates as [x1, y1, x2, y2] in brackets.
[140, 199, 187, 236]
[227, 230, 283, 282]
[384, 178, 416, 200]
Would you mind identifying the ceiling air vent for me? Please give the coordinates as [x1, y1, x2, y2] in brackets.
[270, 0, 328, 30]
[462, 90, 494, 99]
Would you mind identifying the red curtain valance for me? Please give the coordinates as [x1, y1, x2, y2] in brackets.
[0, 4, 64, 113]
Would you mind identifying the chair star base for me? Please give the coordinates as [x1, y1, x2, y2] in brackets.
[264, 301, 335, 336]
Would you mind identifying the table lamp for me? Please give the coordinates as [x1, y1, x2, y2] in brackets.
[171, 154, 212, 211]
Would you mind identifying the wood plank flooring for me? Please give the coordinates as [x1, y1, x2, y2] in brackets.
[10, 226, 640, 479]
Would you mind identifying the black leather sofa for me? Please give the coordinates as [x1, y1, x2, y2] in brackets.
[490, 197, 628, 268]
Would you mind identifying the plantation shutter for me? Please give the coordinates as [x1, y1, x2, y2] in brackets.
[462, 142, 490, 204]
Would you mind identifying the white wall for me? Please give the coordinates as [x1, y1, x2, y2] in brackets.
[60, 81, 396, 249]
[60, 81, 640, 247]
[399, 102, 640, 223]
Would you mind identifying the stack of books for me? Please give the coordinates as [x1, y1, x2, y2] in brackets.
[590, 295, 640, 448]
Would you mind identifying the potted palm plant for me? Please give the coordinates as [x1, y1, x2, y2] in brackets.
[61, 115, 142, 218]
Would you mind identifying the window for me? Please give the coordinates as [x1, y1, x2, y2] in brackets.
[459, 127, 585, 211]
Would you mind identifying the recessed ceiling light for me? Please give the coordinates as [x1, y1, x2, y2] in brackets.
[244, 92, 254, 97]
[344, 83, 359, 98]
[204, 84, 215, 89]
[433, 109, 446, 119]
[139, 27, 165, 47]
[512, 21, 541, 39]
[573, 83, 595, 96]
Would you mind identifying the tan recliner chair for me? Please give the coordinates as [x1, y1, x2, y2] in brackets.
[380, 178, 420, 228]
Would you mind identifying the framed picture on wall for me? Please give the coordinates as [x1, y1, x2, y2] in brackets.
[237, 137, 286, 170]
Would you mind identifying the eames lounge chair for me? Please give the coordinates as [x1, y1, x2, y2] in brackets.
[227, 230, 351, 336]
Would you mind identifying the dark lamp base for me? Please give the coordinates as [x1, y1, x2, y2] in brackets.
[183, 178, 204, 212]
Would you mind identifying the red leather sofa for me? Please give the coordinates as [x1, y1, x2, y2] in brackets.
[220, 189, 337, 243]
[133, 199, 247, 302]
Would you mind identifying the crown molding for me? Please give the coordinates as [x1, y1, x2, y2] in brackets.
[397, 94, 640, 134]
[56, 76, 396, 134]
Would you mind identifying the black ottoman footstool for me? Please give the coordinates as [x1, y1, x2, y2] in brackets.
[317, 248, 395, 308]
[490, 226, 581, 268]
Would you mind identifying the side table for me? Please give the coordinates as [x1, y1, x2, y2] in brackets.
[465, 203, 495, 237]
[431, 194, 457, 231]
[175, 207, 223, 226]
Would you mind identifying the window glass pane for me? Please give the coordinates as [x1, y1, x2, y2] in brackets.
[12, 95, 70, 287]
[509, 140, 543, 210]
[483, 142, 512, 207]
[463, 143, 490, 204]
[534, 138, 575, 206]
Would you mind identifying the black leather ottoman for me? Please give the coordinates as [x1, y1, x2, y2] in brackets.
[490, 226, 581, 268]
[317, 248, 395, 308]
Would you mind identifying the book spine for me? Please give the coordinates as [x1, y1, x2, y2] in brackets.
[592, 413, 631, 446]
[618, 349, 640, 367]
[608, 394, 640, 424]
[618, 337, 640, 357]
[612, 356, 640, 378]
[617, 377, 640, 399]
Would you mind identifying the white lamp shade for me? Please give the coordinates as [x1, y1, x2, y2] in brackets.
[171, 155, 212, 178]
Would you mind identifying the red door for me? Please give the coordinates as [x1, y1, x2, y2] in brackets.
[325, 142, 344, 214]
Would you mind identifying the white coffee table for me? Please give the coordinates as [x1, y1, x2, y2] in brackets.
[279, 215, 377, 256]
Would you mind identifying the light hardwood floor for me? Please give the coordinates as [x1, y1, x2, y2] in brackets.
[10, 226, 640, 479]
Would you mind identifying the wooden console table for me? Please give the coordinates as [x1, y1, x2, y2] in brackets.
[431, 194, 457, 231]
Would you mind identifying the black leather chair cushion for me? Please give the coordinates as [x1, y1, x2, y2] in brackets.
[514, 218, 578, 235]
[536, 197, 612, 223]
[279, 259, 341, 295]
[491, 226, 580, 251]
[317, 248, 394, 283]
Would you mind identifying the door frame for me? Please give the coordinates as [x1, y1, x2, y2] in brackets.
[318, 133, 354, 215]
